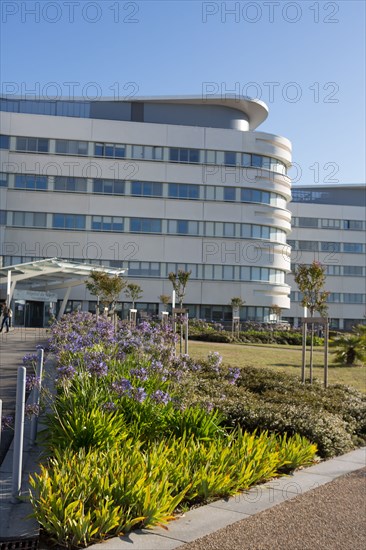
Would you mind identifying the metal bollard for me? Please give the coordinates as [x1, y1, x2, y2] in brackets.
[12, 367, 26, 502]
[30, 348, 44, 446]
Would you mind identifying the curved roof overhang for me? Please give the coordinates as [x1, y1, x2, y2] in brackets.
[0, 258, 127, 296]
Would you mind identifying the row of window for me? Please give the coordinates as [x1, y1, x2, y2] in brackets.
[1, 134, 288, 173]
[1, 255, 286, 284]
[288, 240, 364, 254]
[292, 264, 365, 277]
[0, 172, 288, 207]
[291, 291, 366, 304]
[292, 216, 364, 231]
[2, 211, 287, 241]
[0, 99, 91, 118]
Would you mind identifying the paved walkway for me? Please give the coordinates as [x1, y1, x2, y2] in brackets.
[0, 327, 49, 464]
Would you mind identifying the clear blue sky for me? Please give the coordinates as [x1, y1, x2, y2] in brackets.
[1, 0, 365, 185]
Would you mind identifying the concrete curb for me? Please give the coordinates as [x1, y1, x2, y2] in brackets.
[89, 447, 366, 550]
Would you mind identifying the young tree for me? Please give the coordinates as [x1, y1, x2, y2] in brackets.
[230, 297, 245, 309]
[294, 261, 329, 382]
[159, 294, 171, 308]
[168, 270, 191, 309]
[125, 283, 143, 309]
[86, 270, 125, 314]
[168, 270, 191, 353]
[294, 261, 329, 316]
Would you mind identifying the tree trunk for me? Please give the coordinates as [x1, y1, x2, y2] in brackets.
[309, 323, 314, 383]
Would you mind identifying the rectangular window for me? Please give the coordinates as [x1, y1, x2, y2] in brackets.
[298, 241, 319, 251]
[321, 218, 341, 229]
[321, 242, 341, 252]
[0, 210, 6, 225]
[93, 179, 125, 195]
[344, 266, 363, 276]
[223, 223, 235, 237]
[205, 150, 216, 164]
[298, 217, 318, 228]
[169, 148, 200, 163]
[91, 216, 123, 231]
[94, 142, 125, 158]
[15, 174, 48, 190]
[0, 135, 10, 149]
[224, 151, 236, 166]
[0, 173, 8, 187]
[55, 140, 88, 155]
[54, 176, 87, 193]
[344, 220, 363, 230]
[242, 153, 251, 167]
[16, 136, 49, 153]
[168, 183, 199, 199]
[131, 181, 163, 197]
[12, 211, 46, 227]
[52, 213, 85, 230]
[130, 218, 162, 233]
[344, 243, 364, 253]
[223, 187, 236, 201]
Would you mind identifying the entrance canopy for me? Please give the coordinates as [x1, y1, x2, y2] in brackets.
[0, 258, 127, 318]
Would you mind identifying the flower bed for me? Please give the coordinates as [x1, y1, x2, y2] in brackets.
[28, 312, 364, 548]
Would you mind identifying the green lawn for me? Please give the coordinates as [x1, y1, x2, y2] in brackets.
[187, 340, 366, 393]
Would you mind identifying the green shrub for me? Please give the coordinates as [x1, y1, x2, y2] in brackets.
[30, 430, 317, 548]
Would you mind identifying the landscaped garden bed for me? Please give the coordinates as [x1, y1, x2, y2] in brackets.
[28, 312, 366, 548]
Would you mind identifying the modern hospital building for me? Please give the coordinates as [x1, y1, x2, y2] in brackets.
[0, 96, 365, 329]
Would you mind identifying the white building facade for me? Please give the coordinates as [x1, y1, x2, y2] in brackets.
[0, 96, 292, 325]
[286, 185, 366, 331]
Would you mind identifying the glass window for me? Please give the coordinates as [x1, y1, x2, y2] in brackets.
[169, 148, 200, 163]
[94, 142, 125, 158]
[344, 266, 363, 276]
[252, 155, 262, 167]
[298, 217, 318, 228]
[52, 213, 85, 230]
[206, 150, 216, 164]
[55, 140, 88, 155]
[224, 151, 236, 166]
[0, 173, 8, 187]
[131, 181, 163, 196]
[224, 223, 235, 237]
[130, 218, 162, 233]
[298, 241, 319, 251]
[321, 242, 341, 252]
[205, 186, 216, 200]
[15, 136, 49, 153]
[132, 145, 144, 159]
[0, 210, 6, 224]
[344, 220, 363, 230]
[224, 187, 236, 201]
[168, 183, 199, 199]
[0, 135, 10, 149]
[92, 179, 125, 195]
[54, 176, 86, 193]
[242, 153, 251, 167]
[15, 174, 48, 190]
[223, 266, 234, 280]
[344, 243, 363, 253]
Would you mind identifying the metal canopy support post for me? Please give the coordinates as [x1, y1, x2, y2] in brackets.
[57, 286, 72, 319]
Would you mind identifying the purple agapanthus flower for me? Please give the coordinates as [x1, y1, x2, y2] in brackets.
[132, 387, 147, 403]
[151, 390, 170, 405]
[56, 364, 76, 380]
[111, 378, 132, 397]
[227, 367, 241, 384]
